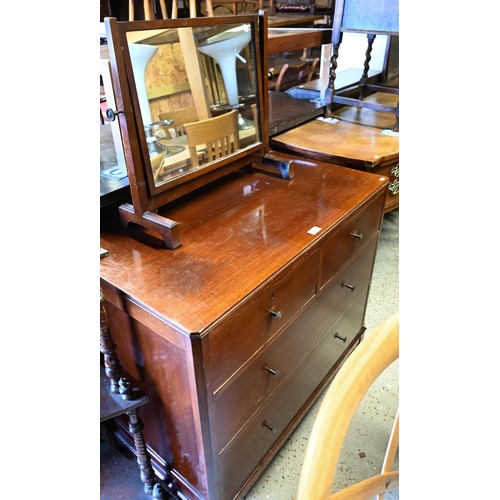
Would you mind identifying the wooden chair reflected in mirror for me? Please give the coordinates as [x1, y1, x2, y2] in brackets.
[183, 109, 240, 167]
[159, 106, 199, 137]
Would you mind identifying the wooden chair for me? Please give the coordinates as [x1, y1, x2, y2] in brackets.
[183, 109, 240, 167]
[159, 106, 199, 137]
[100, 284, 166, 499]
[296, 312, 399, 500]
[128, 0, 179, 20]
[275, 57, 319, 92]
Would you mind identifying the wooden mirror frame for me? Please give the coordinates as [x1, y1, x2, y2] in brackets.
[104, 14, 268, 248]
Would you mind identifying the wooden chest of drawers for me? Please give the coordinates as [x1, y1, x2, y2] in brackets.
[100, 155, 388, 499]
[270, 92, 400, 214]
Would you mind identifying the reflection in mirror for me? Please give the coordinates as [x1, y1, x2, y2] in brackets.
[126, 23, 260, 188]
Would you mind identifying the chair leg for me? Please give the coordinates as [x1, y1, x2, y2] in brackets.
[127, 409, 157, 495]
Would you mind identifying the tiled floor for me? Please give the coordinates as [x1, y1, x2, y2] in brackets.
[101, 208, 399, 499]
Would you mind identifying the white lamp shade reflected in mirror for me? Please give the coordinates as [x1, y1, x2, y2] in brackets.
[197, 27, 251, 106]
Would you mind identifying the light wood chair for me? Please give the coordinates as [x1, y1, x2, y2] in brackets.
[183, 109, 240, 167]
[159, 106, 199, 137]
[129, 0, 179, 20]
[296, 312, 399, 500]
[275, 57, 319, 92]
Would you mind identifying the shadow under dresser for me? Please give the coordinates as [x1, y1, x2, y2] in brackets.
[100, 153, 388, 499]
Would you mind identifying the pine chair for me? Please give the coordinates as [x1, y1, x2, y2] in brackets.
[296, 312, 399, 500]
[183, 109, 240, 167]
[128, 0, 181, 20]
[159, 106, 199, 137]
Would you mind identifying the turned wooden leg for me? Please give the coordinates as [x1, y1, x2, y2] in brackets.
[100, 288, 122, 394]
[153, 483, 167, 499]
[128, 409, 157, 495]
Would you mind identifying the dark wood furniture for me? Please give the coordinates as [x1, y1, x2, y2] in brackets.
[267, 12, 323, 26]
[100, 286, 167, 499]
[267, 68, 382, 136]
[270, 92, 399, 213]
[101, 11, 390, 499]
[100, 155, 388, 499]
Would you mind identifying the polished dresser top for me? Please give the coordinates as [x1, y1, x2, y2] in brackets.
[100, 155, 388, 335]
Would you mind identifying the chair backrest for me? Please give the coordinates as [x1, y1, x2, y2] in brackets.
[296, 312, 399, 500]
[275, 57, 319, 92]
[159, 106, 199, 137]
[183, 109, 240, 167]
[129, 0, 180, 20]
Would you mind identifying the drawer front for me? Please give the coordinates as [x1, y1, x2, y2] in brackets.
[320, 195, 383, 288]
[207, 250, 319, 392]
[210, 243, 375, 453]
[324, 237, 377, 318]
[377, 160, 399, 212]
[216, 294, 367, 498]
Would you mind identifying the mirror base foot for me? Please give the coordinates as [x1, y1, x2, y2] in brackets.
[119, 203, 182, 249]
[252, 153, 294, 180]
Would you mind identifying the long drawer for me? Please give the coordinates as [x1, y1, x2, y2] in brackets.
[210, 240, 377, 453]
[320, 195, 383, 289]
[206, 250, 319, 393]
[216, 292, 368, 499]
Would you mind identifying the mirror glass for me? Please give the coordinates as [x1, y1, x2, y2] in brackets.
[125, 23, 260, 188]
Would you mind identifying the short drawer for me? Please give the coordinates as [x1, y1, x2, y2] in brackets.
[210, 243, 375, 452]
[206, 250, 319, 392]
[320, 195, 383, 288]
[376, 160, 399, 212]
[324, 236, 377, 317]
[216, 297, 366, 498]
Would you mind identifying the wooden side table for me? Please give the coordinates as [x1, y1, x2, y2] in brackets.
[100, 287, 167, 499]
[270, 92, 399, 213]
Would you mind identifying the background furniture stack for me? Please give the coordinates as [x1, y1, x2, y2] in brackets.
[269, 0, 399, 214]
